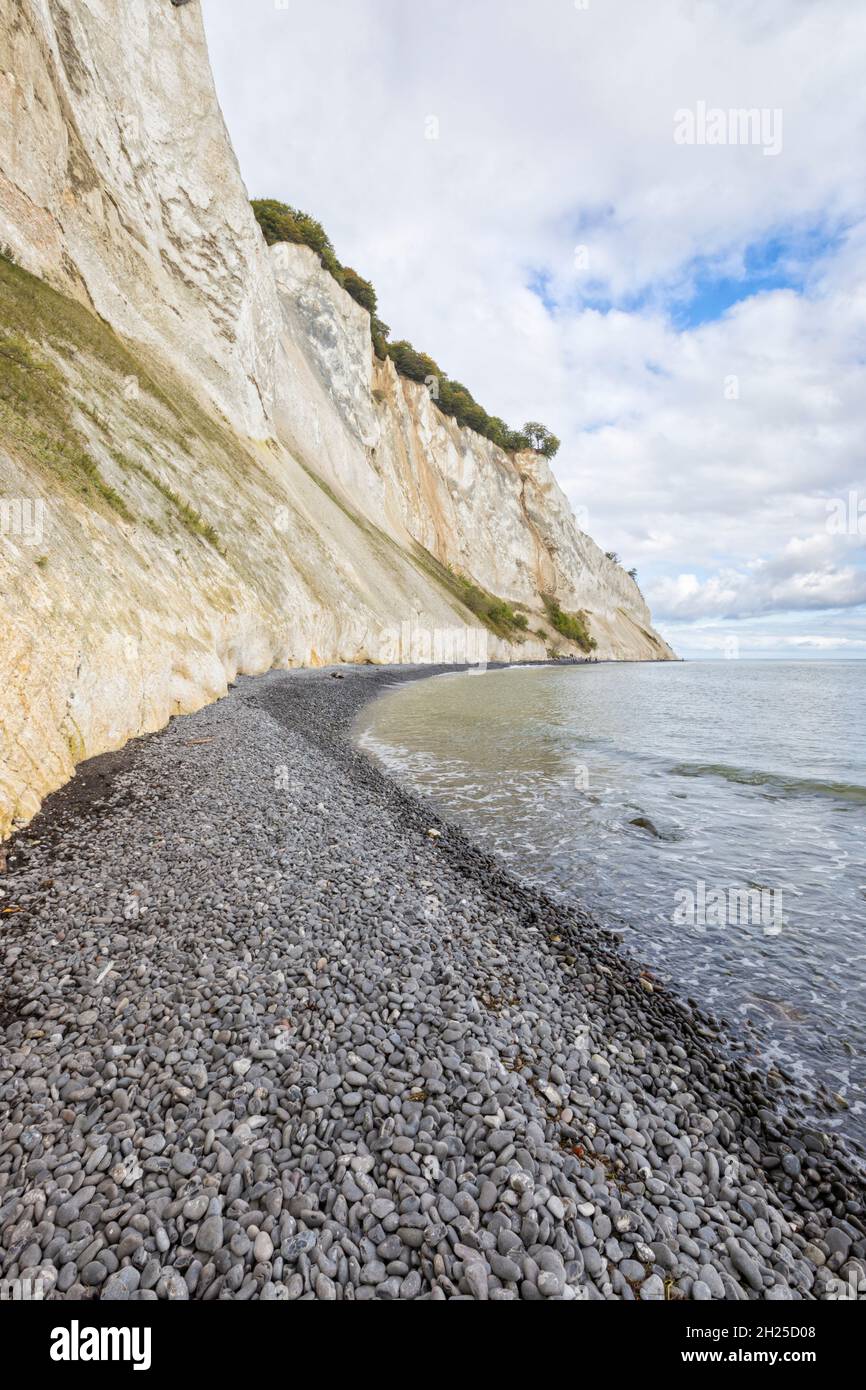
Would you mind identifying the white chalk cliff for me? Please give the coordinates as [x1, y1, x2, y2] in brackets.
[0, 0, 673, 839]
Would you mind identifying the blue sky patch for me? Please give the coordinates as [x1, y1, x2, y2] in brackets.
[527, 218, 849, 328]
[668, 220, 846, 328]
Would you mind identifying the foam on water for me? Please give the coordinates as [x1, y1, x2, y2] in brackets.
[356, 660, 866, 1147]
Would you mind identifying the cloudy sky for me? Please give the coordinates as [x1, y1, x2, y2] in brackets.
[201, 0, 866, 658]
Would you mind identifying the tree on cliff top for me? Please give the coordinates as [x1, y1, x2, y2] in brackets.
[386, 340, 442, 384]
[251, 199, 341, 279]
[340, 267, 377, 316]
[521, 422, 561, 459]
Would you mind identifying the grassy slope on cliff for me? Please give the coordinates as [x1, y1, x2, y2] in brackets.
[0, 252, 538, 646]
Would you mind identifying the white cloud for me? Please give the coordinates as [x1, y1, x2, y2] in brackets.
[657, 624, 866, 657]
[650, 534, 866, 621]
[201, 0, 866, 654]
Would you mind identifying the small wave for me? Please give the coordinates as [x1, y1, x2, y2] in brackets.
[670, 761, 866, 805]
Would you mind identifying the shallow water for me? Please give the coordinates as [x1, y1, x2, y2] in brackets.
[356, 660, 866, 1147]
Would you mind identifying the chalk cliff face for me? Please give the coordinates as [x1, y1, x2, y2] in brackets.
[0, 0, 672, 838]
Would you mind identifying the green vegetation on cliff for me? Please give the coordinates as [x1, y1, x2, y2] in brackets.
[0, 253, 132, 517]
[410, 545, 531, 641]
[542, 592, 596, 652]
[251, 199, 560, 460]
[0, 250, 226, 548]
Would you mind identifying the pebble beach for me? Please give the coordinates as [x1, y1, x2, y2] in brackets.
[0, 665, 863, 1302]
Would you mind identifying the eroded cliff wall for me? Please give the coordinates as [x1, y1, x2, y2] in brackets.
[0, 0, 672, 838]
